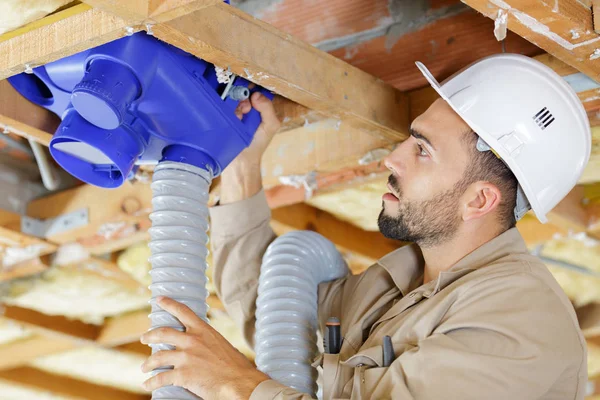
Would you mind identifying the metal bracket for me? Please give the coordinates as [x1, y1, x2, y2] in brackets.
[21, 208, 89, 238]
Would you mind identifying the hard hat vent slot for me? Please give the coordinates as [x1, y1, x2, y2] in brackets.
[533, 107, 555, 130]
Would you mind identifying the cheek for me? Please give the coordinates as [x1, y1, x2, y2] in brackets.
[400, 172, 437, 201]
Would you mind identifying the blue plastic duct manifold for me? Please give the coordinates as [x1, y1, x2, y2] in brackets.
[8, 29, 271, 188]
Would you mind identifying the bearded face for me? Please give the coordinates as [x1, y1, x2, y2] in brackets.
[378, 174, 468, 248]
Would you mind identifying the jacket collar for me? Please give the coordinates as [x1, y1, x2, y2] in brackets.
[377, 228, 529, 296]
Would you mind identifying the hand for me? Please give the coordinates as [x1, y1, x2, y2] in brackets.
[231, 91, 281, 167]
[220, 91, 281, 204]
[140, 296, 270, 400]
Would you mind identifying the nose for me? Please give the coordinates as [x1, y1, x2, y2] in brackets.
[383, 144, 405, 176]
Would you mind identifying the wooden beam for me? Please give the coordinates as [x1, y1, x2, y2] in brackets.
[0, 213, 57, 274]
[153, 2, 409, 141]
[0, 367, 149, 400]
[1, 305, 101, 342]
[0, 257, 50, 282]
[0, 4, 136, 81]
[515, 215, 567, 248]
[271, 202, 405, 264]
[272, 96, 326, 133]
[26, 181, 152, 254]
[61, 257, 148, 293]
[547, 185, 590, 232]
[97, 295, 224, 347]
[82, 0, 151, 21]
[460, 0, 600, 81]
[82, 0, 223, 23]
[0, 80, 60, 143]
[261, 119, 393, 189]
[96, 309, 149, 347]
[576, 302, 600, 337]
[0, 335, 77, 370]
[265, 161, 388, 208]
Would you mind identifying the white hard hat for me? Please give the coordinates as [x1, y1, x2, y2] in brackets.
[416, 54, 591, 224]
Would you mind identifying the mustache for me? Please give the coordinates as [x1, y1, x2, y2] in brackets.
[388, 174, 401, 196]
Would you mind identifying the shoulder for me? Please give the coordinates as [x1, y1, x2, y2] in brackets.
[451, 256, 585, 359]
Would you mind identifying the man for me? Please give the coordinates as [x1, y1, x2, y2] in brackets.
[141, 54, 591, 399]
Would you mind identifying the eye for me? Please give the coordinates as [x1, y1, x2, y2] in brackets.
[417, 143, 428, 157]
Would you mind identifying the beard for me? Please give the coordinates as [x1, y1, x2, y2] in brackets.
[377, 174, 466, 248]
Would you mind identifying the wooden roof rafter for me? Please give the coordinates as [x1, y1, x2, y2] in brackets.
[460, 0, 600, 80]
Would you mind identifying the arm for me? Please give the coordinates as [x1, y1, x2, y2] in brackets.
[210, 92, 280, 347]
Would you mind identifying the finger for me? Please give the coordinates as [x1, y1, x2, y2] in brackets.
[141, 350, 187, 373]
[156, 297, 203, 330]
[234, 99, 251, 120]
[141, 327, 192, 347]
[235, 99, 252, 119]
[250, 92, 281, 135]
[142, 370, 177, 392]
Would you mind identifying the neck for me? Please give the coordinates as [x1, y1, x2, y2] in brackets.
[420, 223, 501, 285]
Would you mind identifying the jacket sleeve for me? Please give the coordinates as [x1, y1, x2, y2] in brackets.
[210, 190, 354, 400]
[209, 190, 277, 348]
[210, 190, 348, 349]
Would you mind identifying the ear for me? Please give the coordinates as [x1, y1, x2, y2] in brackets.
[461, 182, 502, 221]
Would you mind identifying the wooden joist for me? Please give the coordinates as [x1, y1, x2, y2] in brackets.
[0, 209, 56, 277]
[0, 335, 77, 370]
[0, 4, 134, 81]
[271, 202, 405, 267]
[26, 181, 152, 255]
[0, 1, 410, 144]
[61, 257, 149, 293]
[0, 257, 50, 282]
[0, 367, 149, 400]
[152, 2, 409, 141]
[460, 0, 600, 81]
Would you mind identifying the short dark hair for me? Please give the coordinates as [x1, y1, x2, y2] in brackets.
[461, 130, 518, 232]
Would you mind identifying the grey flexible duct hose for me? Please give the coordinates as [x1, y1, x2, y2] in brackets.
[147, 161, 212, 400]
[255, 231, 349, 396]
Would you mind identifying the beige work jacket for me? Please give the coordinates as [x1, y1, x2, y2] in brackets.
[209, 191, 587, 400]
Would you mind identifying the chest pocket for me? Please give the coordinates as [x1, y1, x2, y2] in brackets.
[316, 344, 390, 399]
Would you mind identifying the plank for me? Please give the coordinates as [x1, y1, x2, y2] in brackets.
[270, 202, 405, 263]
[0, 227, 56, 271]
[0, 257, 50, 282]
[515, 215, 567, 248]
[81, 0, 151, 20]
[261, 118, 393, 189]
[82, 0, 222, 23]
[460, 0, 600, 82]
[576, 302, 600, 337]
[0, 335, 76, 370]
[26, 181, 153, 253]
[153, 2, 410, 141]
[1, 305, 101, 342]
[0, 80, 60, 141]
[0, 367, 149, 400]
[547, 185, 590, 232]
[61, 257, 148, 293]
[265, 161, 388, 208]
[0, 4, 136, 81]
[97, 295, 224, 347]
[96, 309, 150, 347]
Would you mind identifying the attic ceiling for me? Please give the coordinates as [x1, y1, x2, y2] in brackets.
[0, 0, 599, 398]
